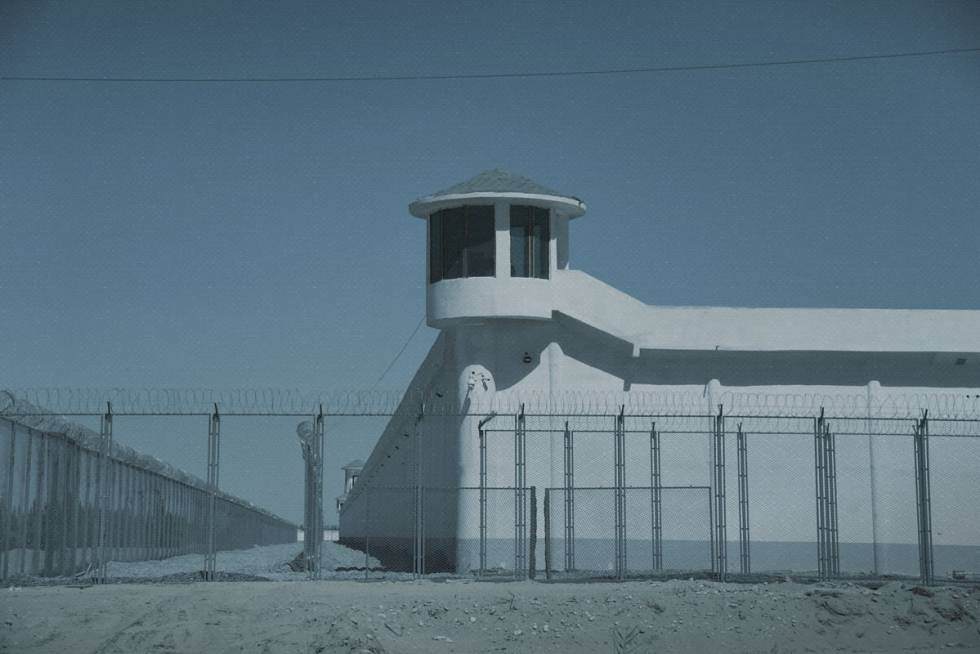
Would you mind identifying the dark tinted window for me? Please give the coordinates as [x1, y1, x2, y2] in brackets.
[509, 209, 530, 278]
[532, 210, 549, 279]
[442, 208, 465, 279]
[510, 205, 549, 279]
[429, 212, 442, 284]
[465, 206, 495, 277]
[428, 205, 495, 282]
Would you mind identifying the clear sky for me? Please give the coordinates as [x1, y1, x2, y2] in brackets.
[2, 1, 979, 524]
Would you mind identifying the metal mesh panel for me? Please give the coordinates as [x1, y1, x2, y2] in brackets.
[929, 435, 980, 580]
[4, 399, 979, 584]
[0, 416, 295, 582]
[338, 486, 532, 579]
[736, 421, 818, 574]
[544, 487, 711, 579]
[341, 485, 415, 576]
[866, 419, 920, 577]
[829, 431, 875, 575]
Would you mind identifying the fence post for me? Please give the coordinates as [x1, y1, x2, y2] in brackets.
[513, 405, 526, 579]
[118, 463, 127, 563]
[650, 421, 662, 574]
[67, 440, 81, 575]
[707, 481, 714, 576]
[168, 476, 176, 559]
[111, 459, 121, 566]
[814, 411, 825, 579]
[147, 473, 155, 560]
[59, 438, 71, 574]
[363, 487, 371, 580]
[866, 380, 882, 575]
[300, 422, 312, 571]
[529, 486, 537, 580]
[477, 413, 496, 578]
[826, 420, 839, 577]
[176, 480, 183, 556]
[205, 404, 220, 580]
[43, 435, 58, 577]
[2, 421, 16, 580]
[56, 439, 69, 575]
[157, 474, 165, 560]
[177, 481, 191, 555]
[713, 404, 727, 581]
[74, 442, 83, 574]
[32, 430, 46, 576]
[298, 409, 325, 579]
[413, 404, 425, 578]
[814, 410, 839, 580]
[81, 449, 91, 573]
[312, 406, 325, 579]
[563, 420, 575, 572]
[913, 411, 934, 585]
[614, 405, 626, 580]
[95, 402, 113, 583]
[736, 423, 750, 575]
[543, 488, 551, 581]
[20, 429, 33, 576]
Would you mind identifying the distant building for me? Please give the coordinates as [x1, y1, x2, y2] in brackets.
[339, 170, 980, 574]
[335, 459, 363, 513]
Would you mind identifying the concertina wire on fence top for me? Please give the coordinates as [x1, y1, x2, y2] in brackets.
[3, 389, 979, 583]
[5, 386, 980, 419]
[0, 394, 296, 533]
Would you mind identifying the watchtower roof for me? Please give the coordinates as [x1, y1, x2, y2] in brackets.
[433, 169, 572, 198]
[409, 169, 586, 218]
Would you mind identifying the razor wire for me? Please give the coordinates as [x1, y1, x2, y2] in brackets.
[0, 394, 296, 524]
[4, 389, 979, 583]
[6, 386, 979, 419]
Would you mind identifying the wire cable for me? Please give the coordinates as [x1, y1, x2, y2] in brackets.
[371, 316, 425, 389]
[2, 47, 977, 83]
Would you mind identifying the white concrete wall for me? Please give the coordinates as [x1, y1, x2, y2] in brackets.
[341, 309, 979, 574]
[345, 193, 980, 574]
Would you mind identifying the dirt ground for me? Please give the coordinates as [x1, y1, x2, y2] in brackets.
[2, 578, 979, 654]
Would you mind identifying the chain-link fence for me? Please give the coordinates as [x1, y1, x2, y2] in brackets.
[4, 387, 978, 584]
[441, 407, 980, 583]
[0, 415, 296, 581]
[543, 486, 711, 580]
[338, 486, 534, 578]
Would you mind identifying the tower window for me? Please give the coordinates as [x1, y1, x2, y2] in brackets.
[429, 205, 495, 283]
[510, 205, 549, 279]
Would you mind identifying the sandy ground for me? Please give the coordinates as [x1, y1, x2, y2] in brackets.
[4, 542, 384, 584]
[101, 542, 383, 582]
[2, 577, 979, 654]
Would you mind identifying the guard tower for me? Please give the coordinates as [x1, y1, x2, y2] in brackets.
[336, 169, 980, 576]
[409, 169, 586, 327]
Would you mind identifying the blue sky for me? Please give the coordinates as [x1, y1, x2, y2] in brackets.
[2, 1, 979, 522]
